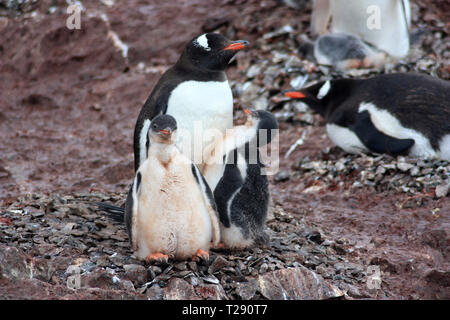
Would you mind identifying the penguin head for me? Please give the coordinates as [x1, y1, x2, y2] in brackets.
[244, 109, 279, 146]
[284, 79, 354, 118]
[284, 80, 333, 116]
[181, 33, 249, 72]
[148, 115, 178, 144]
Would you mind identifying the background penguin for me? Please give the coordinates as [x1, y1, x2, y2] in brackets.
[133, 33, 249, 172]
[202, 110, 279, 249]
[284, 73, 450, 160]
[125, 114, 220, 262]
[299, 33, 387, 70]
[311, 0, 411, 59]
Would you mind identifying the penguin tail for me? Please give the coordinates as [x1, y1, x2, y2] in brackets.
[95, 202, 125, 223]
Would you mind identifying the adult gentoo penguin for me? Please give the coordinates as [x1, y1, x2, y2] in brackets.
[284, 73, 450, 160]
[202, 110, 279, 249]
[134, 33, 249, 171]
[311, 0, 411, 58]
[125, 115, 220, 262]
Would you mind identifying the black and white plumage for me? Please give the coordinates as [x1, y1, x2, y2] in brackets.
[285, 73, 450, 160]
[311, 0, 411, 58]
[202, 110, 279, 249]
[125, 115, 220, 261]
[133, 33, 249, 172]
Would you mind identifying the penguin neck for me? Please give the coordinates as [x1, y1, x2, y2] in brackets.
[175, 54, 227, 82]
[150, 142, 176, 166]
[307, 79, 356, 120]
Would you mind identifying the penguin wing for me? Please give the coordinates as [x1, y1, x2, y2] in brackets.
[191, 163, 221, 246]
[351, 110, 415, 155]
[134, 74, 180, 171]
[124, 172, 142, 250]
[213, 152, 245, 228]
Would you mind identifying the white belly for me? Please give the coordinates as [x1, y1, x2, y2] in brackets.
[330, 0, 410, 58]
[133, 154, 212, 260]
[326, 123, 368, 154]
[359, 102, 437, 159]
[166, 80, 233, 164]
[439, 134, 450, 161]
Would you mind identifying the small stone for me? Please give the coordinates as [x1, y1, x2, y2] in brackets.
[188, 261, 198, 272]
[435, 182, 449, 198]
[274, 170, 290, 182]
[306, 230, 323, 244]
[149, 265, 162, 275]
[147, 283, 164, 300]
[246, 64, 262, 78]
[96, 256, 110, 267]
[259, 263, 269, 274]
[174, 262, 187, 271]
[120, 280, 136, 292]
[208, 255, 230, 274]
[62, 222, 76, 234]
[236, 280, 258, 300]
[31, 211, 44, 218]
[397, 162, 414, 172]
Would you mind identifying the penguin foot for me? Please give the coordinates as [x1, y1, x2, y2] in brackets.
[210, 241, 226, 249]
[191, 249, 209, 262]
[145, 252, 169, 264]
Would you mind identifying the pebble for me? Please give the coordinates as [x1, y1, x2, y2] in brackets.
[435, 182, 449, 198]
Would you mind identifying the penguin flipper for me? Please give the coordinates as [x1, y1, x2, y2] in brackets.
[351, 110, 415, 155]
[95, 202, 125, 222]
[126, 172, 142, 250]
[191, 164, 221, 247]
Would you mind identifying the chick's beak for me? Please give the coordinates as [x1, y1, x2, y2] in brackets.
[159, 129, 171, 135]
[223, 40, 249, 51]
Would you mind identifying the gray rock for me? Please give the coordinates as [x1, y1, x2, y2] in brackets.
[164, 278, 196, 299]
[208, 255, 230, 274]
[274, 170, 290, 182]
[397, 162, 414, 172]
[236, 280, 258, 300]
[256, 266, 344, 300]
[435, 182, 449, 198]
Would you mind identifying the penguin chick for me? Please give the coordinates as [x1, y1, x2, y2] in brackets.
[312, 33, 387, 70]
[284, 73, 450, 160]
[124, 115, 220, 262]
[202, 110, 279, 249]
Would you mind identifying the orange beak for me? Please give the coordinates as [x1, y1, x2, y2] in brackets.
[223, 40, 249, 51]
[244, 109, 252, 115]
[284, 91, 306, 99]
[160, 129, 170, 135]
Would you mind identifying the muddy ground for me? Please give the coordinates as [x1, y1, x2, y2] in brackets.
[0, 0, 448, 299]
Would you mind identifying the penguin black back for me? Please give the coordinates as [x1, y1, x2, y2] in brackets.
[285, 73, 450, 158]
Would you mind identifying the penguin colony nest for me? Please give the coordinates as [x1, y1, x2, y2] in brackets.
[0, 192, 372, 299]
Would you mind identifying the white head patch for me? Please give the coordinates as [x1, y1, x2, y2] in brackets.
[194, 34, 211, 51]
[317, 80, 331, 99]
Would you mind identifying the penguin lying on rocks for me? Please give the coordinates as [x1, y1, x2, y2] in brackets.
[202, 110, 279, 249]
[284, 73, 450, 160]
[124, 115, 220, 262]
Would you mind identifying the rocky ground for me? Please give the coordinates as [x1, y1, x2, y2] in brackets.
[0, 0, 449, 299]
